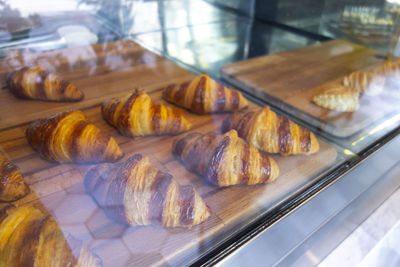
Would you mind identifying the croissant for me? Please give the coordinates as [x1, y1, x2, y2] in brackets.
[0, 157, 30, 202]
[222, 106, 319, 155]
[163, 74, 248, 114]
[6, 66, 84, 101]
[173, 129, 279, 186]
[342, 70, 385, 95]
[312, 83, 360, 112]
[26, 110, 123, 163]
[84, 154, 210, 227]
[375, 59, 400, 78]
[0, 203, 102, 266]
[102, 91, 192, 137]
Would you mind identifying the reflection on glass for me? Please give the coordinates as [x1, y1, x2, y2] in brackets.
[134, 18, 316, 76]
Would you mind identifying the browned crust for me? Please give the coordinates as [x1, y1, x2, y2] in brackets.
[205, 136, 230, 186]
[224, 106, 316, 155]
[6, 66, 84, 102]
[0, 158, 30, 202]
[148, 171, 173, 224]
[162, 74, 248, 114]
[102, 91, 190, 137]
[84, 154, 208, 227]
[26, 110, 122, 163]
[175, 130, 278, 186]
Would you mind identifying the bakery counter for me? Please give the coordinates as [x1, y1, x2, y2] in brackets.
[0, 38, 352, 266]
[1, 1, 400, 266]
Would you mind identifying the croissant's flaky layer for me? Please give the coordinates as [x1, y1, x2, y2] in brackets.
[173, 130, 279, 186]
[312, 59, 400, 111]
[163, 74, 248, 114]
[0, 157, 30, 202]
[312, 83, 360, 112]
[102, 91, 192, 137]
[6, 66, 84, 102]
[0, 204, 102, 266]
[84, 154, 210, 227]
[26, 110, 123, 163]
[342, 71, 385, 95]
[376, 59, 400, 78]
[222, 106, 319, 155]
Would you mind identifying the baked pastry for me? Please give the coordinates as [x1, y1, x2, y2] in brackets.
[0, 156, 30, 202]
[6, 66, 84, 101]
[26, 110, 123, 163]
[173, 129, 279, 186]
[342, 70, 385, 95]
[84, 154, 210, 227]
[222, 106, 319, 155]
[0, 203, 102, 266]
[102, 91, 192, 137]
[375, 59, 400, 78]
[375, 59, 400, 91]
[162, 74, 248, 114]
[312, 83, 360, 112]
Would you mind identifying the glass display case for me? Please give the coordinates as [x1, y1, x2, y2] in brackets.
[0, 0, 399, 266]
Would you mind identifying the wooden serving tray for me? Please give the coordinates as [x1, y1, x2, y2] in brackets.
[0, 40, 193, 130]
[0, 41, 337, 266]
[221, 40, 400, 137]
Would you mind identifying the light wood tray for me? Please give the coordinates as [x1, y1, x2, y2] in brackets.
[0, 41, 337, 266]
[221, 40, 400, 138]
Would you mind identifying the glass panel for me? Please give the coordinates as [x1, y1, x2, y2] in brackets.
[1, 0, 397, 266]
[133, 18, 319, 77]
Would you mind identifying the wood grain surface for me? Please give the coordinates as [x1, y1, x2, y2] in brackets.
[0, 41, 338, 266]
[221, 40, 400, 137]
[0, 40, 193, 130]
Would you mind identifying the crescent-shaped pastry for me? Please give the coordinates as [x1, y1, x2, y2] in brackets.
[0, 157, 30, 202]
[163, 74, 248, 114]
[0, 203, 102, 266]
[312, 83, 360, 112]
[26, 110, 123, 163]
[84, 154, 210, 228]
[102, 91, 192, 137]
[173, 129, 279, 186]
[222, 106, 320, 155]
[6, 66, 84, 102]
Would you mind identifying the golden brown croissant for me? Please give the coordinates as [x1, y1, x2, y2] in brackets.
[375, 59, 400, 78]
[342, 70, 385, 95]
[0, 203, 102, 266]
[102, 91, 192, 137]
[173, 129, 279, 186]
[0, 157, 30, 202]
[84, 154, 210, 228]
[26, 110, 123, 163]
[312, 83, 360, 112]
[222, 106, 319, 155]
[163, 74, 248, 114]
[6, 66, 84, 101]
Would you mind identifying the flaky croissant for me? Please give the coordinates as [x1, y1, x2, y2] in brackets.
[102, 91, 192, 137]
[26, 110, 123, 163]
[0, 203, 102, 266]
[84, 154, 210, 228]
[163, 74, 248, 114]
[222, 106, 319, 155]
[6, 66, 84, 101]
[0, 157, 30, 202]
[342, 70, 385, 95]
[173, 129, 279, 187]
[312, 83, 360, 112]
[375, 59, 400, 78]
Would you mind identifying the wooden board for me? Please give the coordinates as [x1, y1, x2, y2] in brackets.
[0, 42, 338, 266]
[0, 40, 192, 130]
[221, 40, 400, 137]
